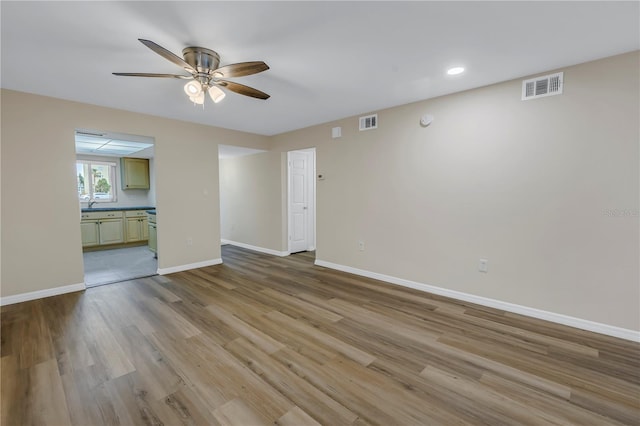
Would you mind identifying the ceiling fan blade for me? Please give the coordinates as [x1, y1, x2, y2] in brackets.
[112, 72, 192, 79]
[216, 80, 270, 100]
[213, 61, 269, 78]
[138, 39, 195, 73]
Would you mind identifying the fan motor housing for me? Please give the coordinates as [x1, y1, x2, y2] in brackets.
[182, 47, 220, 74]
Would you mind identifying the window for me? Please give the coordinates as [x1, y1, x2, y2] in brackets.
[77, 160, 117, 202]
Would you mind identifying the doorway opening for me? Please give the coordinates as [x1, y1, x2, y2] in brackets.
[218, 144, 269, 252]
[75, 129, 157, 287]
[288, 148, 316, 254]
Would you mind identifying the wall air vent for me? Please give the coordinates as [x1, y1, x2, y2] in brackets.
[522, 72, 563, 100]
[359, 114, 378, 131]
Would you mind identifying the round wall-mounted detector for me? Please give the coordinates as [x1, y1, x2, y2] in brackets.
[420, 114, 434, 127]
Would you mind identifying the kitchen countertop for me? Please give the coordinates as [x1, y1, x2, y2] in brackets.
[81, 206, 155, 213]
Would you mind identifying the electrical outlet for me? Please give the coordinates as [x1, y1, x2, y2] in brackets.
[478, 258, 488, 273]
[187, 238, 193, 246]
[358, 241, 365, 251]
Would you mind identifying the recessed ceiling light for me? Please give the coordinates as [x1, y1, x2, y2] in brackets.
[447, 67, 465, 75]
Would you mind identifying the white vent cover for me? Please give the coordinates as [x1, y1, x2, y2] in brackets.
[522, 72, 563, 100]
[359, 114, 378, 131]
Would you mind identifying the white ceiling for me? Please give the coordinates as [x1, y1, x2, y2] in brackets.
[1, 2, 638, 136]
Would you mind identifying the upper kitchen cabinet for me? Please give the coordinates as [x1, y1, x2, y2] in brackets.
[121, 157, 150, 190]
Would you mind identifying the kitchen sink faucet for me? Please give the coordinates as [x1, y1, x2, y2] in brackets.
[88, 199, 97, 208]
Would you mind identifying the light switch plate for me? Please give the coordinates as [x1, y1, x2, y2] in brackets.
[478, 258, 488, 273]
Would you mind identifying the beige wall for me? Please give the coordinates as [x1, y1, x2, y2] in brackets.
[1, 90, 269, 297]
[270, 52, 639, 331]
[219, 151, 283, 251]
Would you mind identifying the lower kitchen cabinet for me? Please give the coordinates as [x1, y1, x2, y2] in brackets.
[147, 212, 157, 254]
[80, 220, 100, 247]
[81, 209, 152, 249]
[125, 210, 149, 243]
[81, 210, 137, 248]
[99, 218, 125, 245]
[148, 223, 157, 254]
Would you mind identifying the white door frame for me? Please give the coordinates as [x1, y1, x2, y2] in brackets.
[287, 148, 316, 253]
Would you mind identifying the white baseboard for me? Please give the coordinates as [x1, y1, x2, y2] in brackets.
[0, 282, 86, 306]
[221, 239, 290, 257]
[157, 258, 223, 275]
[315, 259, 640, 343]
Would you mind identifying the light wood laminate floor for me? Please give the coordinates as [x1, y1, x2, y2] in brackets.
[2, 245, 639, 425]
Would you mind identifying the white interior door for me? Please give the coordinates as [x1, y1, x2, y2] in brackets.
[288, 149, 315, 253]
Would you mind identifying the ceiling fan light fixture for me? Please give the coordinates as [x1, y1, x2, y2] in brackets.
[208, 86, 226, 103]
[184, 80, 202, 96]
[189, 92, 205, 105]
[115, 39, 270, 104]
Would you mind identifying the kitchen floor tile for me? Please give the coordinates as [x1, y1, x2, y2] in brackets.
[83, 245, 157, 287]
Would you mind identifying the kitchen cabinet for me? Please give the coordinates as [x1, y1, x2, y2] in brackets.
[81, 211, 124, 247]
[148, 212, 157, 254]
[148, 223, 157, 254]
[99, 219, 125, 244]
[80, 220, 100, 247]
[120, 157, 150, 190]
[125, 210, 149, 242]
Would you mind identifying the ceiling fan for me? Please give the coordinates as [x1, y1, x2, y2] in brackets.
[113, 39, 270, 105]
